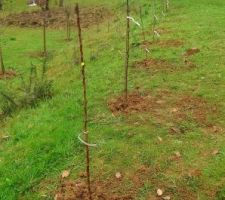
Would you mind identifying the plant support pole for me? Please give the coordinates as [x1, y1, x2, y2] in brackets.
[75, 4, 92, 200]
[124, 0, 130, 102]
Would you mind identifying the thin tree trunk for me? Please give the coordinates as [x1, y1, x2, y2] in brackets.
[75, 4, 92, 200]
[152, 0, 156, 41]
[0, 0, 3, 11]
[124, 0, 130, 103]
[45, 0, 49, 10]
[43, 12, 47, 56]
[0, 46, 5, 74]
[139, 6, 147, 60]
[59, 0, 63, 7]
[65, 9, 71, 40]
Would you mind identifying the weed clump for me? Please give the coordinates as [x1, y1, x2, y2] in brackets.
[0, 66, 53, 119]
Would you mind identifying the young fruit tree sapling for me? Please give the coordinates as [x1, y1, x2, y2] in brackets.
[75, 4, 93, 200]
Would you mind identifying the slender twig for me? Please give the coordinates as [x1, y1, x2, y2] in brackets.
[0, 45, 5, 74]
[65, 8, 71, 41]
[152, 0, 157, 42]
[43, 11, 47, 57]
[139, 5, 148, 61]
[124, 0, 130, 103]
[75, 4, 92, 200]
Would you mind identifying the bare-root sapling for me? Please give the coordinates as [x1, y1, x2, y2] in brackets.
[42, 11, 47, 57]
[65, 7, 71, 41]
[0, 45, 5, 74]
[124, 0, 130, 103]
[75, 4, 92, 200]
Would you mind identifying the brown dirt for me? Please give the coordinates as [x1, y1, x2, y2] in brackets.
[134, 59, 176, 72]
[54, 180, 132, 200]
[183, 48, 200, 57]
[142, 39, 184, 48]
[55, 177, 135, 200]
[54, 164, 206, 200]
[27, 51, 51, 58]
[0, 70, 16, 79]
[108, 90, 220, 129]
[108, 91, 150, 114]
[1, 7, 112, 28]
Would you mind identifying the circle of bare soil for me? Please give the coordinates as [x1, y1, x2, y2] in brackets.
[54, 165, 200, 200]
[108, 90, 220, 130]
[1, 7, 112, 28]
[142, 39, 184, 48]
[134, 58, 178, 72]
[26, 50, 52, 58]
[55, 180, 135, 200]
[0, 70, 16, 79]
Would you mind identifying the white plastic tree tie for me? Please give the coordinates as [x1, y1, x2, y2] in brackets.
[78, 134, 97, 147]
[127, 16, 141, 27]
[154, 30, 161, 38]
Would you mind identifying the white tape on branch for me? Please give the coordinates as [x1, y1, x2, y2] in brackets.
[127, 16, 141, 27]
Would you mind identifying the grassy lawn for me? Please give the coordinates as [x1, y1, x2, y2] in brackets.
[0, 0, 225, 199]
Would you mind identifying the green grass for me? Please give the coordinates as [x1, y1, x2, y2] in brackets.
[1, 0, 225, 199]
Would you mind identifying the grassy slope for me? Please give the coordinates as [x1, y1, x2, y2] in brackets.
[0, 0, 225, 199]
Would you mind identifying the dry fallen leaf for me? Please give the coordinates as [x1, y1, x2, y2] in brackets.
[115, 172, 122, 179]
[212, 149, 219, 156]
[171, 108, 178, 113]
[175, 151, 181, 158]
[54, 194, 59, 200]
[157, 136, 163, 142]
[163, 196, 171, 200]
[157, 188, 163, 196]
[1, 135, 10, 140]
[170, 127, 181, 134]
[61, 170, 70, 178]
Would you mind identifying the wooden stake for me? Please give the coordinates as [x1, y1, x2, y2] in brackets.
[124, 0, 130, 102]
[75, 4, 92, 200]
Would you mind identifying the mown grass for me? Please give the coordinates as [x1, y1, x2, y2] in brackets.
[0, 0, 225, 199]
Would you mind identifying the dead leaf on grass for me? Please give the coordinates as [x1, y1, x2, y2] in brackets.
[212, 149, 220, 156]
[115, 172, 122, 179]
[61, 170, 70, 179]
[157, 188, 163, 196]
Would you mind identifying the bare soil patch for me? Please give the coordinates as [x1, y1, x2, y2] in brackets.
[1, 7, 111, 28]
[54, 165, 204, 200]
[108, 91, 149, 114]
[108, 90, 220, 129]
[0, 70, 16, 79]
[183, 48, 200, 57]
[134, 59, 177, 72]
[55, 178, 135, 200]
[142, 39, 184, 48]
